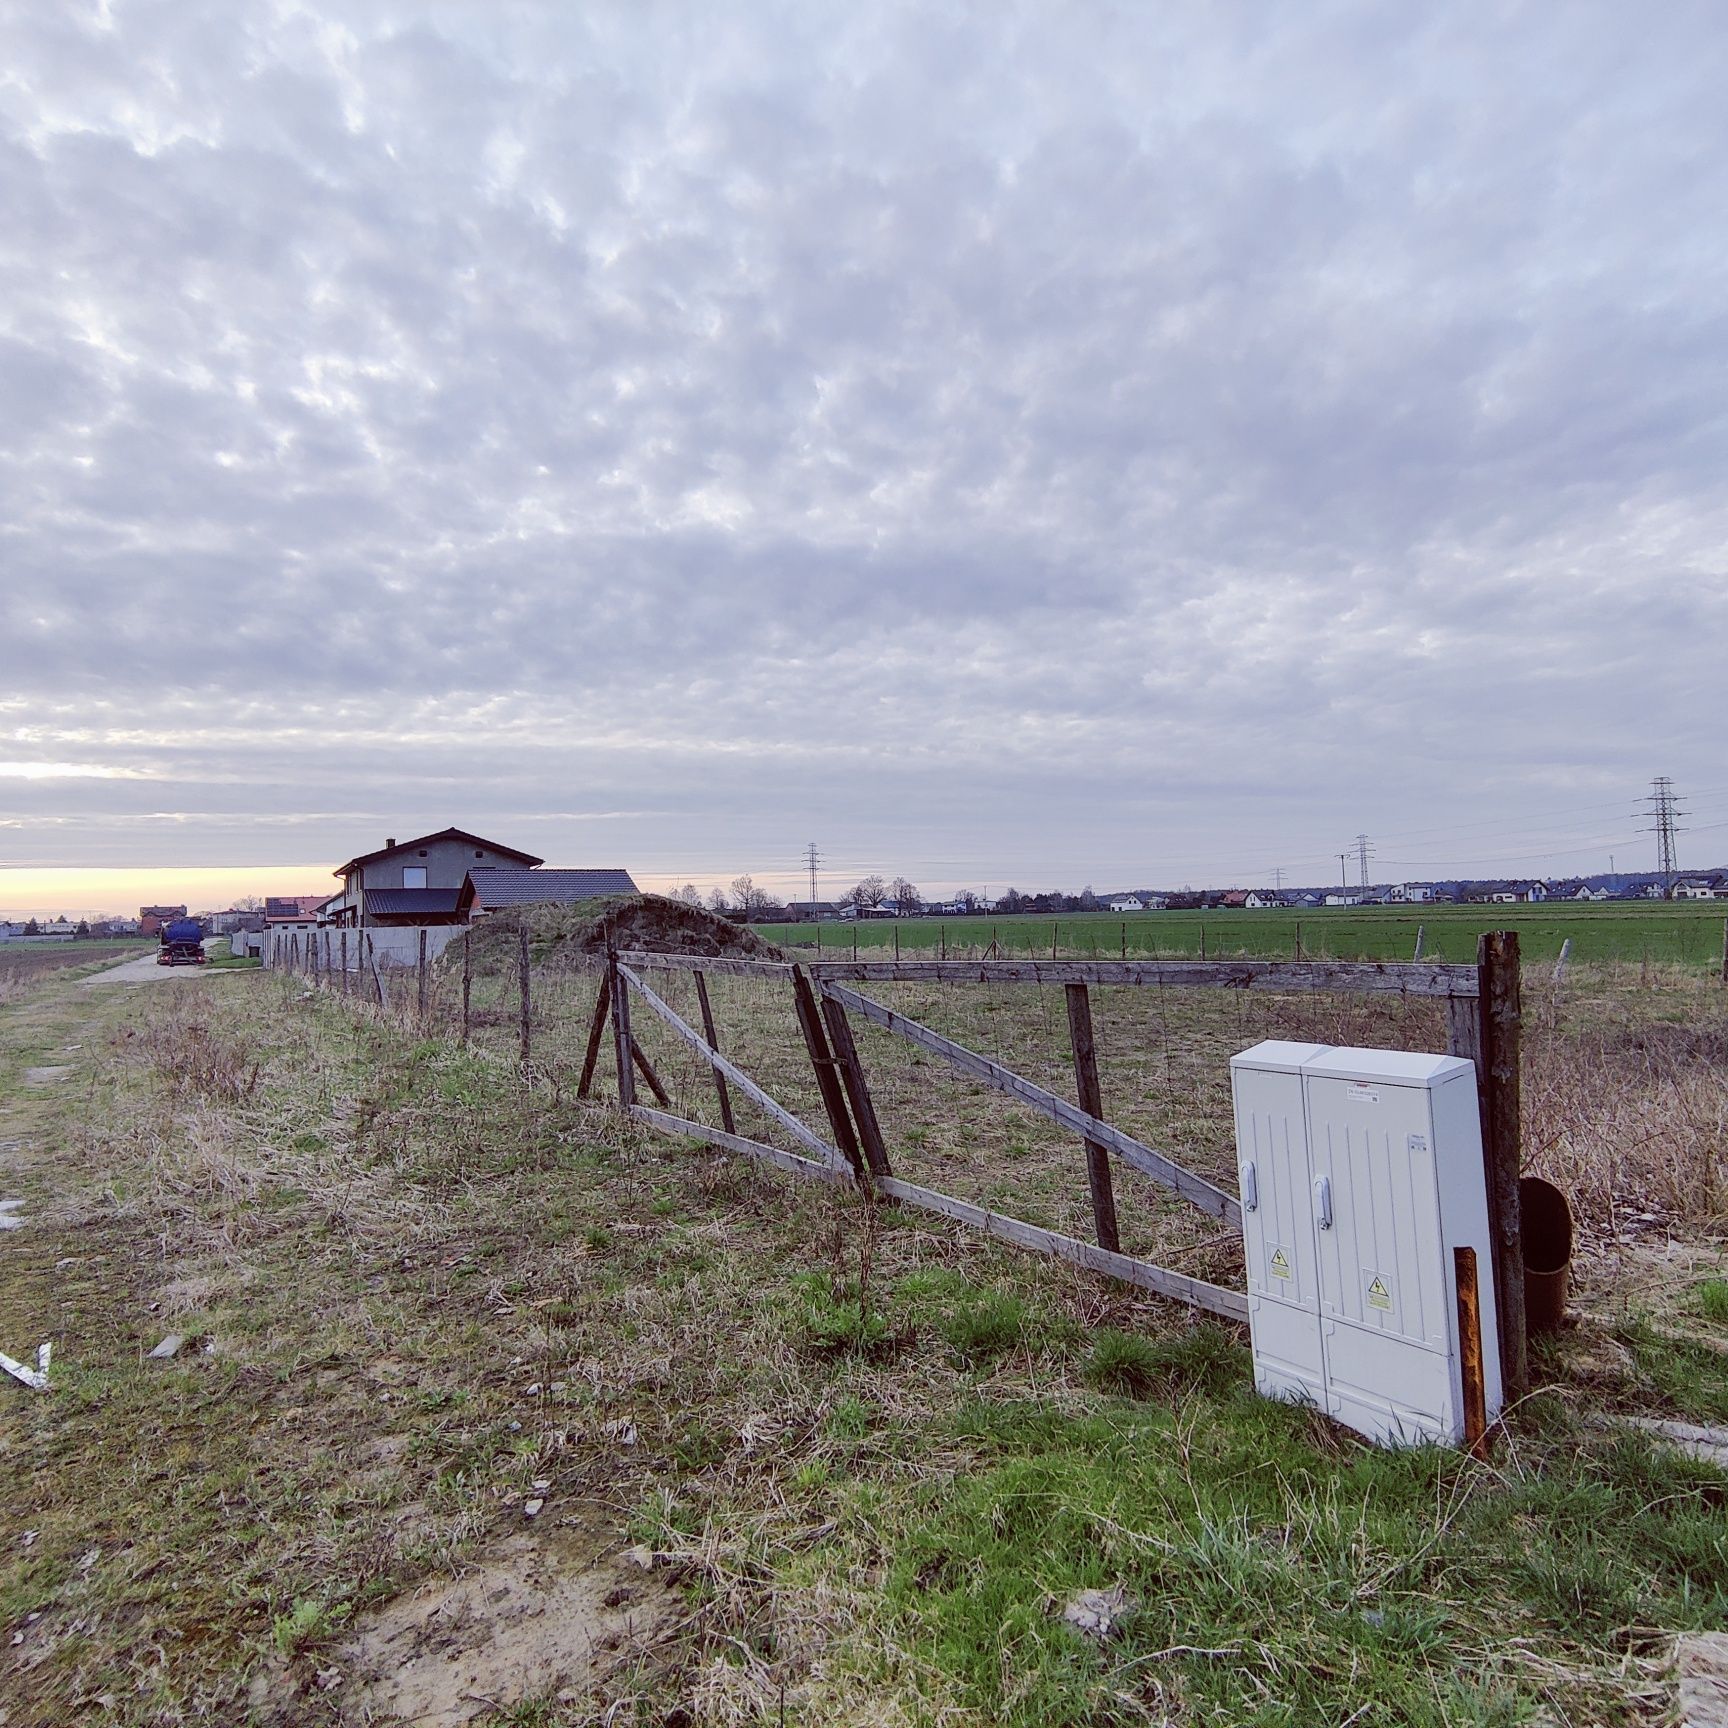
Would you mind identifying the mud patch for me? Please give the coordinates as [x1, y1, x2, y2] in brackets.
[325, 1529, 672, 1725]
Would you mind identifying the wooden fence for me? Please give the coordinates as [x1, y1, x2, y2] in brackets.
[274, 923, 1529, 1400]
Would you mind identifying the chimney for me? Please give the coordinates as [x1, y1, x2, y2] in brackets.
[386, 837, 396, 849]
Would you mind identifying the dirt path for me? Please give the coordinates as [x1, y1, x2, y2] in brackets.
[80, 941, 221, 985]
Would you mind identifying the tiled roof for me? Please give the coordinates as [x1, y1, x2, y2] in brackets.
[465, 867, 639, 907]
[335, 828, 543, 878]
[363, 888, 463, 917]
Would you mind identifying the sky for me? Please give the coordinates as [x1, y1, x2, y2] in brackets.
[3, 1, 1726, 918]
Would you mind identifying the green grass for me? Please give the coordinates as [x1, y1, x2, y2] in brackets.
[762, 901, 1728, 967]
[839, 1385, 1728, 1726]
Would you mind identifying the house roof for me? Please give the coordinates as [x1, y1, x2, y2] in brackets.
[335, 827, 544, 879]
[363, 888, 464, 917]
[462, 867, 639, 908]
[265, 894, 327, 920]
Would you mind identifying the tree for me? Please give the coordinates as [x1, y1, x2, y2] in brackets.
[730, 875, 775, 917]
[706, 887, 730, 914]
[953, 889, 980, 914]
[672, 884, 702, 908]
[234, 895, 265, 912]
[848, 874, 888, 912]
[890, 877, 923, 915]
[1077, 885, 1099, 912]
[75, 920, 91, 938]
[997, 888, 1025, 915]
[23, 918, 39, 935]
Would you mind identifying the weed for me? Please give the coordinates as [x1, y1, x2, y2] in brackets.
[938, 1290, 1029, 1364]
[1696, 1278, 1728, 1323]
[1085, 1322, 1247, 1401]
[271, 1596, 346, 1656]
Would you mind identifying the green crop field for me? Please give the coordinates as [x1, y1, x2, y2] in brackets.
[763, 900, 1728, 968]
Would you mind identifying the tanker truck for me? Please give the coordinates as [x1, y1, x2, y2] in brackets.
[157, 917, 207, 966]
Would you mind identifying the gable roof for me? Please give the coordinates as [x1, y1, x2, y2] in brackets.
[335, 827, 544, 879]
[461, 867, 639, 909]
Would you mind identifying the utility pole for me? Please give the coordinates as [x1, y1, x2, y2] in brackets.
[803, 841, 821, 909]
[1272, 866, 1284, 891]
[1354, 833, 1374, 894]
[1337, 853, 1349, 896]
[1641, 778, 1685, 899]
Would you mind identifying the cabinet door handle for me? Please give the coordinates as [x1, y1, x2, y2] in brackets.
[1313, 1175, 1333, 1230]
[1241, 1161, 1258, 1213]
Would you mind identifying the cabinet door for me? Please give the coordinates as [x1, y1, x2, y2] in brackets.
[1234, 1064, 1323, 1399]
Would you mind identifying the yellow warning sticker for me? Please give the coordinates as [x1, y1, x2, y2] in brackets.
[1269, 1247, 1292, 1280]
[1366, 1275, 1393, 1311]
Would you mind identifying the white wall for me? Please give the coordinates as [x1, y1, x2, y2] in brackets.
[264, 924, 465, 971]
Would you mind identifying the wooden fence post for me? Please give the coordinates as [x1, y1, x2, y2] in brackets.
[518, 925, 531, 1066]
[461, 931, 472, 1045]
[819, 991, 892, 1180]
[1065, 982, 1121, 1253]
[417, 929, 429, 1026]
[1479, 930, 1526, 1403]
[609, 952, 636, 1109]
[1720, 918, 1726, 984]
[340, 930, 349, 997]
[791, 965, 865, 1180]
[576, 976, 611, 1100]
[692, 971, 736, 1136]
[1413, 924, 1425, 961]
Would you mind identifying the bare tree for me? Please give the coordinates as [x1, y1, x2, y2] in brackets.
[730, 874, 774, 917]
[848, 874, 888, 912]
[890, 877, 923, 915]
[672, 884, 702, 907]
[706, 887, 730, 913]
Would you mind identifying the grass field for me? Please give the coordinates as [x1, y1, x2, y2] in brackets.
[763, 902, 1728, 968]
[2, 945, 1725, 1723]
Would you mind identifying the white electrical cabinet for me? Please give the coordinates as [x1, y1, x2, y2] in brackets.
[1230, 1041, 1501, 1447]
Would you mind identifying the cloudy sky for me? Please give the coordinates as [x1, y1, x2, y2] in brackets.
[3, 0, 1726, 915]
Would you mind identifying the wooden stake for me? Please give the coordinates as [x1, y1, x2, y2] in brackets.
[1478, 930, 1526, 1402]
[1455, 1245, 1490, 1457]
[1413, 924, 1425, 961]
[1065, 982, 1120, 1253]
[609, 952, 636, 1110]
[461, 930, 472, 1045]
[417, 928, 428, 1025]
[692, 970, 736, 1135]
[517, 925, 531, 1065]
[792, 964, 865, 1180]
[820, 993, 892, 1179]
[631, 1040, 672, 1106]
[576, 977, 610, 1100]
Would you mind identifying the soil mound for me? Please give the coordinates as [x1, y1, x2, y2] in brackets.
[452, 895, 784, 974]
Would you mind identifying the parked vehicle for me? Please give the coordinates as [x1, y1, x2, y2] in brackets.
[157, 917, 207, 966]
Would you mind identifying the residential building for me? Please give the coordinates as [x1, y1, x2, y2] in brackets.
[322, 828, 544, 928]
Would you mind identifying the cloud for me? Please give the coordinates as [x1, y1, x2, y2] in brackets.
[1, 0, 1724, 902]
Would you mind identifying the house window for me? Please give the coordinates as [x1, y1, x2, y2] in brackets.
[403, 866, 428, 889]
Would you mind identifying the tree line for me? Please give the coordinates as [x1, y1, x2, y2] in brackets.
[663, 877, 1107, 919]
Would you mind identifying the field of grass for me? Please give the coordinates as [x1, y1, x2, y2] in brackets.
[764, 901, 1728, 968]
[2, 949, 1724, 1723]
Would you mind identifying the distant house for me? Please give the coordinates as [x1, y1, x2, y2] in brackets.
[265, 895, 330, 930]
[1244, 891, 1284, 909]
[786, 901, 843, 921]
[1387, 884, 1434, 904]
[139, 904, 187, 937]
[323, 828, 545, 928]
[1675, 874, 1728, 900]
[1107, 896, 1147, 913]
[1324, 892, 1364, 907]
[457, 867, 640, 919]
